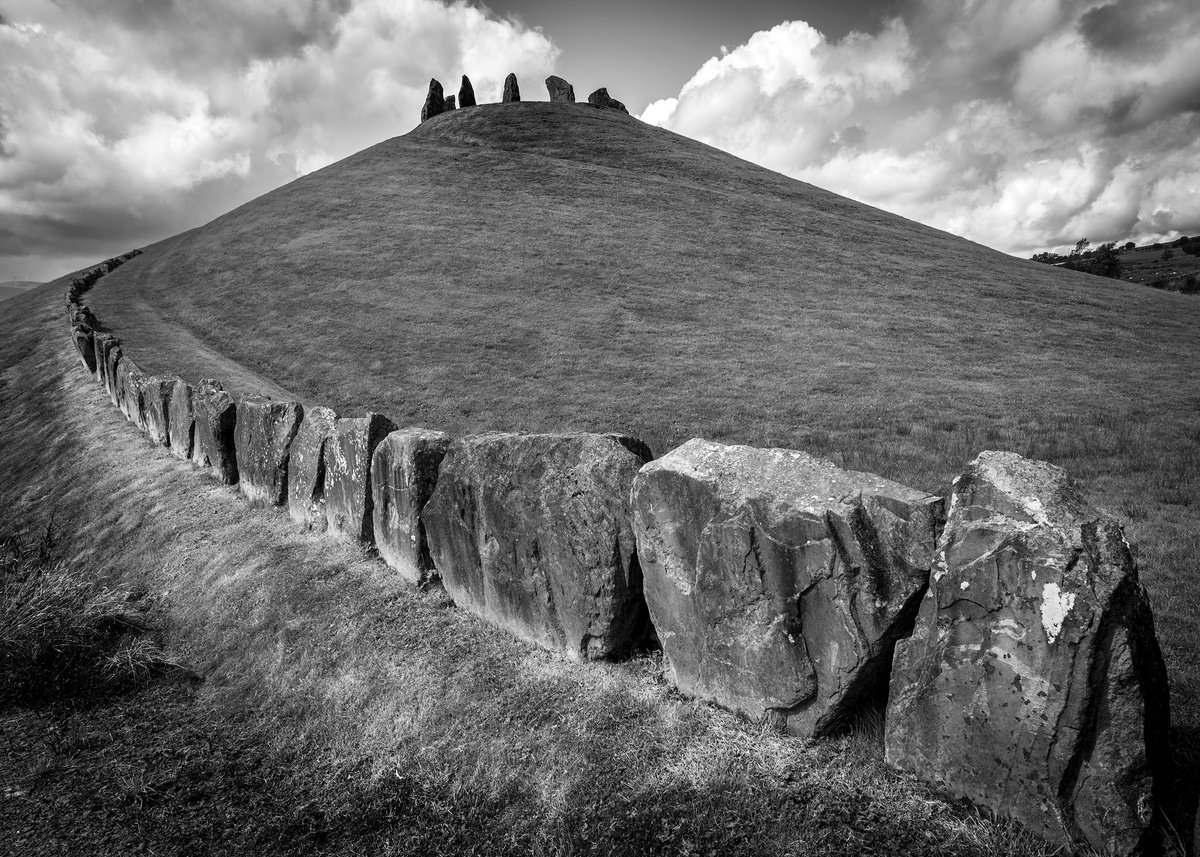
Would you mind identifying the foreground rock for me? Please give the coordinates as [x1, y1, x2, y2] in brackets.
[324, 414, 396, 542]
[234, 396, 303, 506]
[422, 433, 651, 660]
[885, 451, 1170, 855]
[93, 333, 116, 389]
[286, 405, 339, 531]
[168, 378, 195, 460]
[103, 343, 123, 407]
[116, 357, 148, 430]
[545, 75, 575, 103]
[71, 325, 96, 373]
[140, 376, 175, 447]
[191, 379, 238, 484]
[371, 429, 452, 585]
[458, 75, 476, 107]
[632, 439, 942, 735]
[503, 73, 520, 102]
[587, 87, 628, 114]
[420, 78, 444, 122]
[443, 94, 456, 111]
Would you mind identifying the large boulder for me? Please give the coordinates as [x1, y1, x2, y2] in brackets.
[420, 78, 444, 122]
[139, 376, 174, 447]
[168, 378, 195, 460]
[71, 325, 96, 373]
[458, 74, 476, 107]
[884, 451, 1170, 855]
[286, 405, 339, 531]
[443, 94, 456, 111]
[631, 439, 942, 735]
[587, 87, 628, 114]
[234, 396, 303, 506]
[324, 413, 396, 542]
[502, 72, 520, 103]
[93, 333, 116, 388]
[545, 75, 575, 103]
[371, 428, 452, 585]
[191, 379, 238, 484]
[116, 358, 148, 429]
[422, 432, 652, 660]
[103, 343, 123, 407]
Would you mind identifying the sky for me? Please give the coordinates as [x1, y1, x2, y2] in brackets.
[2, 0, 1199, 283]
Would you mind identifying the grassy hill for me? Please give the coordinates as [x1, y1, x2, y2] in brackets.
[13, 102, 1200, 847]
[0, 281, 42, 306]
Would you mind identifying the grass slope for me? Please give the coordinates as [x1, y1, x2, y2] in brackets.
[1, 285, 1068, 855]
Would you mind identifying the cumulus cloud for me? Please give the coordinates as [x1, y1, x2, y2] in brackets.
[0, 0, 558, 279]
[642, 0, 1200, 256]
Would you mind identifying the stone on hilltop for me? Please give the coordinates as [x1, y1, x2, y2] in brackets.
[234, 396, 303, 507]
[459, 75, 476, 107]
[422, 433, 652, 660]
[168, 378, 195, 460]
[443, 94, 456, 111]
[631, 439, 943, 735]
[502, 73, 520, 103]
[545, 75, 575, 103]
[587, 87, 628, 114]
[324, 413, 396, 542]
[140, 376, 174, 447]
[371, 429, 452, 585]
[191, 379, 238, 484]
[420, 78, 444, 122]
[286, 405, 339, 531]
[884, 451, 1170, 856]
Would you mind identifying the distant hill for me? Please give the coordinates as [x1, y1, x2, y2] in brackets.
[0, 281, 40, 305]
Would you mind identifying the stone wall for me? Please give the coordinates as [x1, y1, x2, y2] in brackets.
[64, 254, 1176, 856]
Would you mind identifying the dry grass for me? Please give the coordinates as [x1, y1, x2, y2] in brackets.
[0, 279, 1082, 853]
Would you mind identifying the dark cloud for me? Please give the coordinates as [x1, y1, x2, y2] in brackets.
[1079, 0, 1175, 57]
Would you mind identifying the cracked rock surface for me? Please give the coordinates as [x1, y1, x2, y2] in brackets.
[286, 405, 338, 532]
[191, 379, 238, 484]
[323, 413, 396, 543]
[233, 396, 303, 507]
[371, 428, 451, 586]
[884, 450, 1170, 856]
[631, 438, 942, 736]
[422, 432, 651, 660]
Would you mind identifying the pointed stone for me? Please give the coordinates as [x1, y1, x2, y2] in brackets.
[502, 73, 520, 103]
[234, 396, 303, 507]
[371, 428, 452, 585]
[104, 343, 123, 407]
[420, 78, 444, 122]
[286, 405, 339, 531]
[884, 451, 1170, 855]
[587, 87, 628, 114]
[545, 75, 575, 103]
[458, 75, 476, 107]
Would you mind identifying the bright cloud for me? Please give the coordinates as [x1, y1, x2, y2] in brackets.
[642, 0, 1200, 256]
[0, 0, 558, 279]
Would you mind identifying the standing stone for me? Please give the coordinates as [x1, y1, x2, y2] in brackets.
[168, 378, 195, 461]
[191, 379, 238, 484]
[587, 87, 628, 114]
[117, 358, 148, 430]
[458, 75, 476, 108]
[631, 439, 943, 735]
[443, 94, 456, 111]
[422, 433, 652, 660]
[234, 396, 303, 507]
[371, 429, 452, 585]
[324, 414, 396, 542]
[93, 333, 116, 388]
[286, 405, 339, 531]
[72, 325, 96, 373]
[139, 377, 174, 448]
[885, 451, 1170, 855]
[420, 78, 444, 122]
[502, 73, 520, 103]
[545, 75, 575, 103]
[104, 343, 123, 407]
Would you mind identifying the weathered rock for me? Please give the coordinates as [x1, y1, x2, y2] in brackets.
[632, 439, 942, 735]
[545, 75, 575, 103]
[104, 343, 123, 407]
[116, 357, 148, 429]
[71, 325, 96, 373]
[502, 72, 520, 103]
[420, 78, 444, 122]
[324, 413, 396, 542]
[884, 451, 1170, 855]
[587, 87, 628, 114]
[458, 75, 476, 107]
[139, 376, 174, 447]
[93, 333, 116, 387]
[168, 378, 195, 461]
[371, 429, 452, 585]
[286, 405, 339, 531]
[191, 379, 238, 484]
[234, 396, 303, 506]
[422, 432, 652, 660]
[443, 94, 456, 111]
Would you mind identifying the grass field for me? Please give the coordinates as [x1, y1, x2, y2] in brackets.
[1, 286, 1068, 855]
[1116, 245, 1200, 287]
[8, 102, 1200, 850]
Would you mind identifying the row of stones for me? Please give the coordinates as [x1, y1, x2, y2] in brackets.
[64, 258, 1171, 856]
[420, 72, 627, 122]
